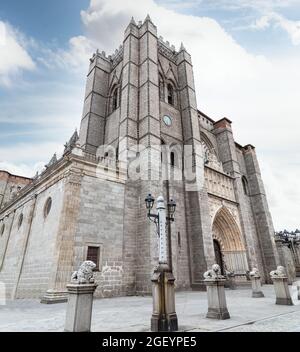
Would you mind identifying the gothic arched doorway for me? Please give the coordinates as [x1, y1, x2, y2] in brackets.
[212, 206, 248, 275]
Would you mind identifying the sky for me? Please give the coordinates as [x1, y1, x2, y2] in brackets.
[0, 0, 299, 230]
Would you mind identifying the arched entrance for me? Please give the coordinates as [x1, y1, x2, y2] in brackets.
[212, 207, 248, 275]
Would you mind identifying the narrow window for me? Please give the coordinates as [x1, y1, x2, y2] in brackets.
[0, 223, 5, 237]
[18, 214, 23, 229]
[170, 151, 175, 167]
[167, 83, 174, 105]
[87, 246, 100, 271]
[44, 197, 52, 219]
[161, 139, 166, 163]
[112, 88, 118, 111]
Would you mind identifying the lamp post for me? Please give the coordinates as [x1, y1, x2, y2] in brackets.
[145, 194, 178, 332]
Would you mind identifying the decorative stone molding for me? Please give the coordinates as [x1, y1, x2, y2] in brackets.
[158, 39, 177, 63]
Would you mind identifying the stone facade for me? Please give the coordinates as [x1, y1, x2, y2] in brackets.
[0, 16, 279, 300]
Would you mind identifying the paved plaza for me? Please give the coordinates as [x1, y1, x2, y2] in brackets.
[0, 285, 300, 332]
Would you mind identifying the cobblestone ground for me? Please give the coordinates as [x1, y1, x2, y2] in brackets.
[0, 285, 299, 332]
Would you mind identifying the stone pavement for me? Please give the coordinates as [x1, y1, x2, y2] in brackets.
[0, 285, 300, 332]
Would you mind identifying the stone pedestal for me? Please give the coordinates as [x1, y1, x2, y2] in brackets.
[250, 276, 264, 298]
[40, 289, 68, 304]
[271, 277, 293, 305]
[64, 283, 98, 332]
[204, 279, 230, 320]
[151, 265, 178, 332]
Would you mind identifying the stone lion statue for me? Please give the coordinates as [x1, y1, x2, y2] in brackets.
[270, 265, 286, 278]
[250, 267, 260, 277]
[71, 261, 96, 284]
[203, 264, 224, 280]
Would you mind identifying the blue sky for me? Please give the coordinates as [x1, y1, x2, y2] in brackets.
[0, 0, 89, 43]
[0, 0, 299, 229]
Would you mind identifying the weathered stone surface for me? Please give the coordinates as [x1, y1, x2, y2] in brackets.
[270, 266, 293, 305]
[204, 265, 230, 320]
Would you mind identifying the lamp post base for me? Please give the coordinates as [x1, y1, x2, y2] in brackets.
[151, 265, 178, 332]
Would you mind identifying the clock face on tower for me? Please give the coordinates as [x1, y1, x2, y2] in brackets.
[163, 115, 172, 126]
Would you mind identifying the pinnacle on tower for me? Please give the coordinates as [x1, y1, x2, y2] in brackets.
[179, 42, 186, 52]
[130, 16, 137, 26]
[144, 14, 152, 23]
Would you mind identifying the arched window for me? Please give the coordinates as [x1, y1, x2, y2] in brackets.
[112, 87, 118, 111]
[44, 197, 52, 219]
[242, 176, 249, 196]
[167, 83, 174, 105]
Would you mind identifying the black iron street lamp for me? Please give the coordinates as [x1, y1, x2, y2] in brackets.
[145, 193, 176, 224]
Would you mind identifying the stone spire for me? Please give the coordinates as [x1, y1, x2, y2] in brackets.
[64, 129, 79, 155]
[179, 42, 186, 52]
[130, 16, 137, 26]
[45, 153, 57, 169]
[144, 14, 153, 24]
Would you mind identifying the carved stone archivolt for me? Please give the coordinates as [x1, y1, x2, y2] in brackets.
[211, 205, 245, 252]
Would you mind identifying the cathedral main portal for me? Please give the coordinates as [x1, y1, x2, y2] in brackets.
[212, 207, 248, 276]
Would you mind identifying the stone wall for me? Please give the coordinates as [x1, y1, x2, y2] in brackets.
[0, 175, 65, 299]
[0, 171, 32, 209]
[73, 174, 125, 298]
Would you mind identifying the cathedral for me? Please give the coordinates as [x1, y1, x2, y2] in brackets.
[0, 16, 279, 303]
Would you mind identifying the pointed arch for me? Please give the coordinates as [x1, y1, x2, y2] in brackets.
[108, 83, 120, 114]
[212, 206, 248, 274]
[200, 132, 214, 154]
[165, 63, 179, 87]
[212, 206, 244, 252]
[108, 70, 120, 91]
[242, 176, 250, 196]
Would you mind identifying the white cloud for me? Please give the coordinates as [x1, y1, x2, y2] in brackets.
[0, 142, 63, 178]
[0, 21, 35, 87]
[0, 161, 45, 178]
[193, 0, 300, 11]
[35, 35, 95, 72]
[250, 12, 300, 45]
